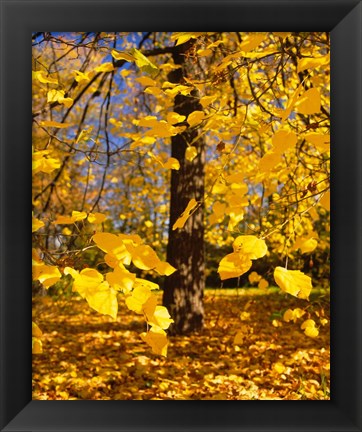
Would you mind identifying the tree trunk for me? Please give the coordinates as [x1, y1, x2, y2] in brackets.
[162, 43, 205, 335]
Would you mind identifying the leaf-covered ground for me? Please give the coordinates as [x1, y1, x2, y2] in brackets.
[32, 288, 330, 400]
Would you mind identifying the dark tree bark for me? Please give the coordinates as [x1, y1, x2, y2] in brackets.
[162, 42, 206, 335]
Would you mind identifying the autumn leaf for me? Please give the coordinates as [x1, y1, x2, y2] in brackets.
[154, 261, 177, 276]
[283, 308, 305, 323]
[171, 32, 204, 46]
[297, 55, 329, 73]
[33, 263, 61, 289]
[130, 48, 158, 76]
[128, 244, 161, 271]
[32, 70, 58, 85]
[39, 120, 71, 129]
[92, 232, 131, 264]
[172, 199, 199, 230]
[94, 62, 114, 73]
[272, 129, 297, 153]
[143, 296, 174, 330]
[32, 150, 61, 174]
[248, 271, 262, 284]
[258, 279, 269, 290]
[106, 265, 136, 293]
[218, 252, 252, 280]
[274, 266, 312, 300]
[185, 146, 197, 162]
[301, 319, 319, 337]
[295, 88, 321, 115]
[232, 235, 268, 260]
[319, 191, 330, 211]
[125, 285, 153, 314]
[187, 111, 205, 127]
[88, 212, 107, 224]
[64, 267, 118, 320]
[239, 33, 266, 52]
[140, 327, 169, 356]
[47, 89, 73, 108]
[299, 238, 318, 254]
[73, 70, 93, 83]
[111, 50, 135, 62]
[32, 216, 45, 232]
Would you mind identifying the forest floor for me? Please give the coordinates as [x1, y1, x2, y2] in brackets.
[32, 288, 330, 400]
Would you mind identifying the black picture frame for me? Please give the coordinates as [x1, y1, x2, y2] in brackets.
[1, 1, 361, 431]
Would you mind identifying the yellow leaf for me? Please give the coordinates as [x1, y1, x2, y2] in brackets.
[171, 32, 202, 46]
[94, 62, 114, 73]
[280, 82, 304, 122]
[32, 216, 44, 232]
[218, 252, 252, 280]
[301, 319, 319, 337]
[85, 281, 118, 320]
[106, 265, 136, 293]
[232, 235, 268, 260]
[125, 285, 153, 314]
[32, 338, 43, 354]
[283, 309, 294, 322]
[172, 199, 199, 230]
[146, 121, 177, 138]
[130, 48, 158, 76]
[248, 271, 262, 284]
[32, 321, 43, 338]
[239, 34, 265, 52]
[71, 211, 87, 221]
[258, 279, 269, 290]
[164, 85, 193, 97]
[272, 129, 297, 153]
[144, 86, 163, 96]
[47, 89, 73, 108]
[197, 48, 212, 57]
[72, 70, 93, 83]
[283, 308, 305, 322]
[304, 326, 319, 338]
[64, 267, 103, 293]
[233, 331, 245, 345]
[295, 88, 321, 115]
[273, 362, 286, 374]
[274, 266, 312, 299]
[297, 55, 329, 73]
[185, 146, 197, 162]
[319, 191, 330, 211]
[39, 120, 71, 129]
[303, 133, 330, 153]
[111, 50, 135, 62]
[259, 152, 282, 173]
[53, 215, 76, 225]
[199, 95, 217, 108]
[135, 76, 156, 87]
[299, 238, 318, 254]
[143, 297, 174, 330]
[33, 264, 61, 288]
[187, 110, 205, 127]
[32, 151, 61, 174]
[33, 70, 58, 85]
[140, 327, 168, 356]
[163, 157, 180, 170]
[166, 111, 186, 125]
[88, 212, 107, 224]
[154, 261, 177, 276]
[128, 244, 161, 270]
[92, 232, 131, 263]
[64, 267, 117, 319]
[134, 278, 159, 291]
